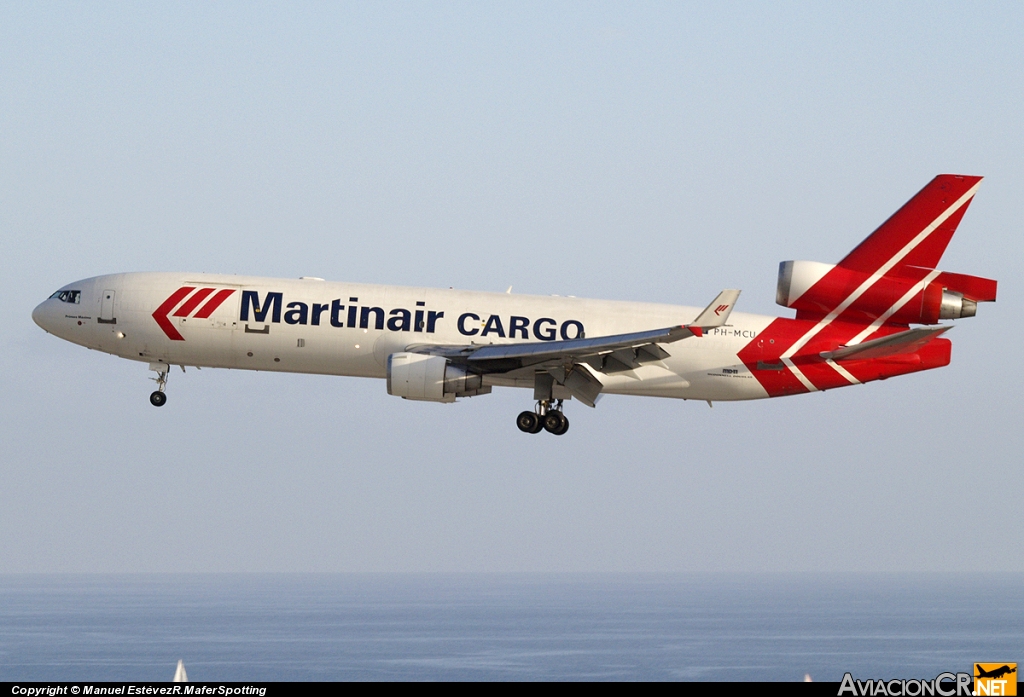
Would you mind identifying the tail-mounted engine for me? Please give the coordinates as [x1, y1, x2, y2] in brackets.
[386, 352, 491, 402]
[776, 260, 995, 324]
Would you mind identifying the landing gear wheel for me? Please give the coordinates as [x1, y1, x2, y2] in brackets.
[149, 364, 170, 407]
[517, 411, 540, 433]
[543, 410, 569, 435]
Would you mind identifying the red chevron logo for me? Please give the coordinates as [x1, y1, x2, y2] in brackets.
[152, 287, 236, 340]
[714, 304, 729, 316]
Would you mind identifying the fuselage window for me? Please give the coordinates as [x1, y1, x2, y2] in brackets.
[49, 290, 81, 304]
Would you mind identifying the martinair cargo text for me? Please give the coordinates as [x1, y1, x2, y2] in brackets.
[33, 175, 997, 434]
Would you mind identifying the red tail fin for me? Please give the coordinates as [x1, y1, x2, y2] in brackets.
[776, 175, 994, 325]
[838, 174, 982, 274]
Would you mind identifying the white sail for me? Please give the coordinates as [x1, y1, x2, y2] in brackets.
[173, 660, 188, 682]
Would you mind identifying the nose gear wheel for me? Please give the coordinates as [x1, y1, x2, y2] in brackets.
[149, 365, 169, 407]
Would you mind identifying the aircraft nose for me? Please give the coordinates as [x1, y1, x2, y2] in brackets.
[32, 300, 54, 332]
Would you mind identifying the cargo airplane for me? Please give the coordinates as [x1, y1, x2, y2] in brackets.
[33, 175, 996, 434]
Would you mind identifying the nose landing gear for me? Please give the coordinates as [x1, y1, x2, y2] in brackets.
[516, 400, 569, 435]
[149, 363, 169, 407]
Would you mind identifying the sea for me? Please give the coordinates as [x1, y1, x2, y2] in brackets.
[0, 574, 1020, 682]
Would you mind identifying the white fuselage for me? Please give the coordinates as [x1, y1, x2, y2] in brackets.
[33, 272, 775, 402]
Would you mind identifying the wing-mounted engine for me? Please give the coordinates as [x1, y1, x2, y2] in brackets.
[386, 352, 491, 402]
[776, 259, 996, 325]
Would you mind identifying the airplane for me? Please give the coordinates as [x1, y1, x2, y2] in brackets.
[975, 665, 1016, 680]
[32, 174, 996, 435]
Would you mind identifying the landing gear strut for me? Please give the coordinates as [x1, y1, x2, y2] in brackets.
[149, 364, 169, 407]
[516, 399, 569, 435]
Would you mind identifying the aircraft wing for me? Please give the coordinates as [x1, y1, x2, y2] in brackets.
[820, 326, 951, 361]
[407, 289, 740, 407]
[467, 324, 696, 364]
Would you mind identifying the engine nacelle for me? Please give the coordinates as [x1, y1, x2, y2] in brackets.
[776, 260, 836, 308]
[386, 352, 490, 402]
[939, 290, 976, 319]
[777, 260, 984, 324]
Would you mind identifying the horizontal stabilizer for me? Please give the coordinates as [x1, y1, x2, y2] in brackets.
[821, 326, 951, 361]
[931, 270, 997, 302]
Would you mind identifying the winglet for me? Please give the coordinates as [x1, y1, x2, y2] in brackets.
[688, 289, 741, 330]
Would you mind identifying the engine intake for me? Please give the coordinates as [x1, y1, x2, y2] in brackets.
[386, 352, 490, 402]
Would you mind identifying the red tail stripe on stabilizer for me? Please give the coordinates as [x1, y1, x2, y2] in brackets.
[783, 176, 987, 331]
[838, 174, 982, 274]
[741, 175, 987, 396]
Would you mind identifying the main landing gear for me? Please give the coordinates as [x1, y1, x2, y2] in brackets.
[517, 400, 569, 435]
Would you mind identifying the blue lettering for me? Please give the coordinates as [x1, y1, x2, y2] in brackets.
[458, 312, 480, 336]
[427, 310, 444, 333]
[560, 320, 584, 340]
[509, 316, 530, 339]
[481, 315, 505, 338]
[311, 303, 329, 326]
[533, 317, 556, 341]
[360, 307, 384, 330]
[284, 302, 309, 325]
[240, 291, 282, 323]
[330, 299, 345, 328]
[387, 308, 411, 332]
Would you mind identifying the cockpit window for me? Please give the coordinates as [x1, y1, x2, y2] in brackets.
[49, 290, 81, 304]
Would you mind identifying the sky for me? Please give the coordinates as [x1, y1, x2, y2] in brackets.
[1, 2, 1021, 573]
